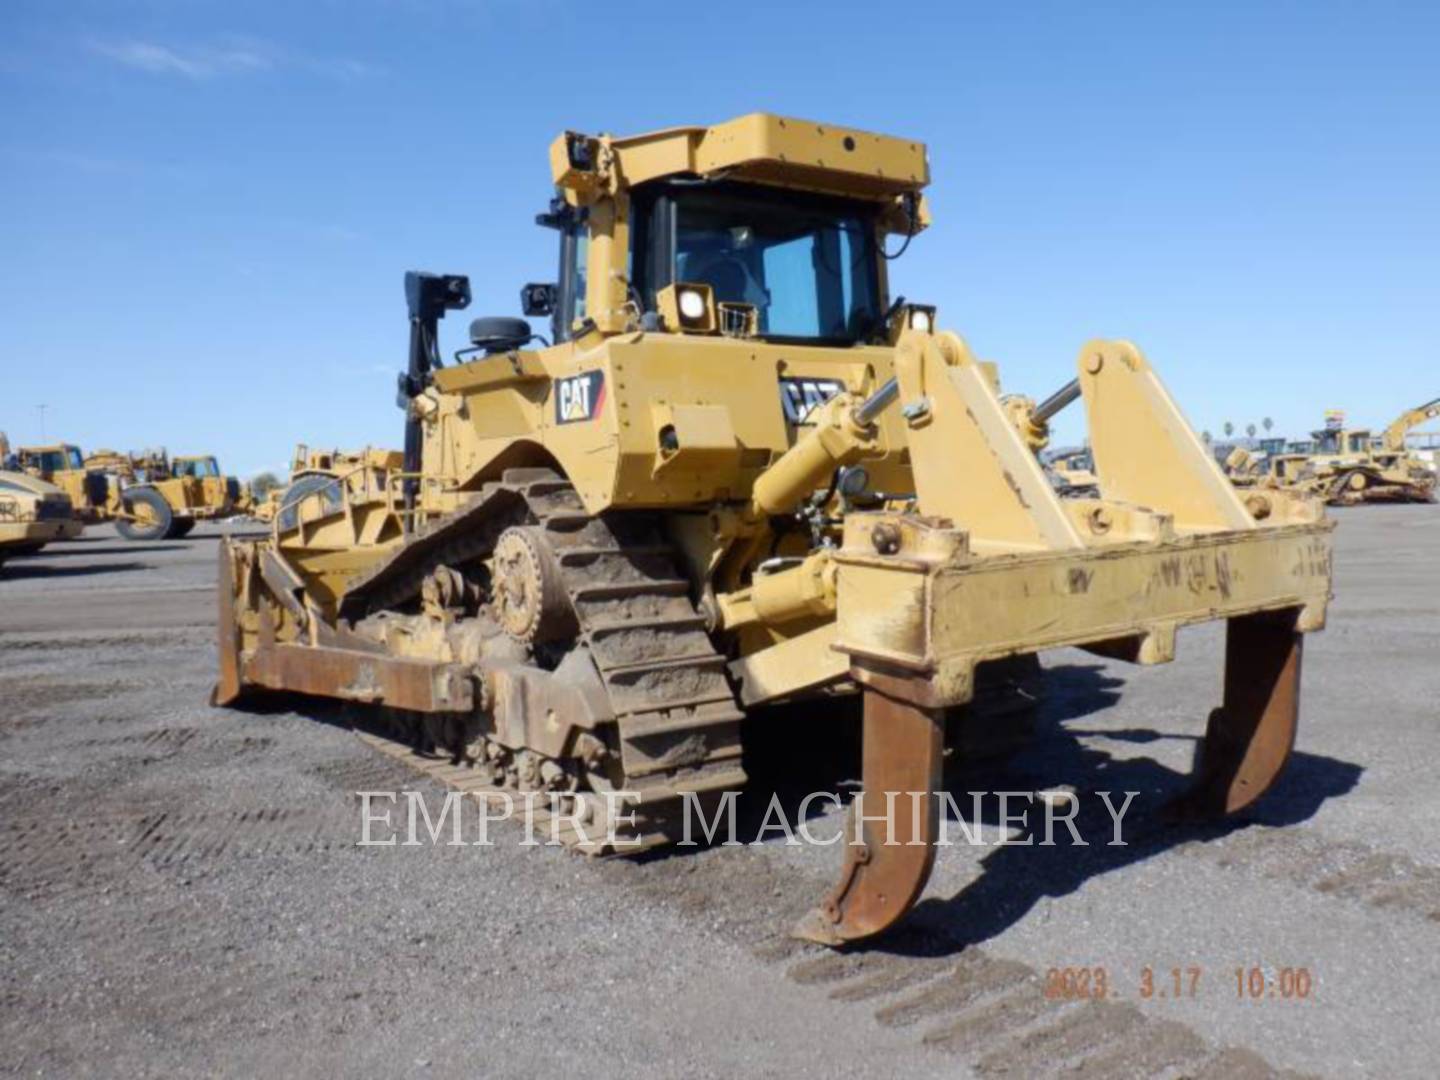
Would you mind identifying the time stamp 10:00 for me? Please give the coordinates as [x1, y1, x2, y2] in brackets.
[1043, 966, 1315, 1002]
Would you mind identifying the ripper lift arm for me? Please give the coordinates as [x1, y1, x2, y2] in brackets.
[792, 330, 1330, 945]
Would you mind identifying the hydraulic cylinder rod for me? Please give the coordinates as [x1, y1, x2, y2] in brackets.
[1034, 378, 1081, 424]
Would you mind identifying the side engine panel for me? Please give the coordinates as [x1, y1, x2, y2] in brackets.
[420, 334, 917, 515]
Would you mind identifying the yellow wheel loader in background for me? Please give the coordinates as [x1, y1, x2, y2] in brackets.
[213, 114, 1334, 946]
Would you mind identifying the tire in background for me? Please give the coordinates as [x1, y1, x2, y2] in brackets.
[116, 487, 173, 541]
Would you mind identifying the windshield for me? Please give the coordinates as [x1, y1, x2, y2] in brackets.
[637, 182, 881, 342]
[177, 457, 219, 478]
[32, 450, 72, 473]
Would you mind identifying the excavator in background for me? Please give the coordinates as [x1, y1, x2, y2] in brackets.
[1379, 397, 1440, 467]
[212, 114, 1334, 946]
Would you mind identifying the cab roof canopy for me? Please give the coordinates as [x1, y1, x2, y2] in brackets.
[552, 113, 930, 205]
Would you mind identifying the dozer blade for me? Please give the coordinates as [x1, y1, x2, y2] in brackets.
[212, 539, 244, 707]
[1167, 608, 1302, 820]
[794, 683, 944, 946]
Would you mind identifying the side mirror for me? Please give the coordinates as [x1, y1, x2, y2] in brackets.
[521, 282, 558, 317]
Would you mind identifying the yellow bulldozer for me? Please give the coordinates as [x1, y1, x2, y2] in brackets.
[1045, 446, 1099, 496]
[1228, 405, 1437, 505]
[213, 114, 1334, 946]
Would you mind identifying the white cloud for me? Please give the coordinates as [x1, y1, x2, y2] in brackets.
[88, 39, 267, 79]
[87, 36, 377, 82]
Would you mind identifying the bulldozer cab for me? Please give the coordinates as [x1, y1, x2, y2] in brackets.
[1312, 427, 1371, 457]
[531, 115, 928, 346]
[629, 182, 884, 342]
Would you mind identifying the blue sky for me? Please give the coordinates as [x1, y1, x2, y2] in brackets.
[2, 0, 1437, 475]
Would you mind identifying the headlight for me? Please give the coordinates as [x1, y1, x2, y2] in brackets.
[908, 305, 936, 333]
[679, 289, 707, 321]
[658, 283, 716, 333]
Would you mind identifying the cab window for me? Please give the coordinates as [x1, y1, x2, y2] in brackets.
[572, 227, 587, 324]
[635, 181, 882, 344]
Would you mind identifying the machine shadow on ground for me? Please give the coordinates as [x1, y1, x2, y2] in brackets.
[0, 560, 154, 579]
[222, 658, 1361, 955]
[734, 660, 1364, 957]
[64, 543, 190, 556]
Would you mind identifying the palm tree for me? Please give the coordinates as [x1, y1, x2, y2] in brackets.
[1201, 430, 1213, 445]
[1223, 421, 1235, 438]
[1262, 417, 1274, 433]
[1246, 423, 1257, 438]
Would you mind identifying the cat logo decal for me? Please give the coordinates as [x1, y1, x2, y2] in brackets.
[555, 371, 605, 424]
[779, 377, 845, 425]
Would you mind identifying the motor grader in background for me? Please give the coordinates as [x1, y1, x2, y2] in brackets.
[214, 114, 1334, 946]
[1228, 405, 1437, 505]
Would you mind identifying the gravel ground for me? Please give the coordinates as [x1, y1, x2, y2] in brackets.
[1, 509, 1436, 1078]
